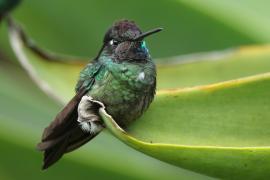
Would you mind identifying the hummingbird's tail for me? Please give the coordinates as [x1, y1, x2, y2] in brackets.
[37, 89, 102, 170]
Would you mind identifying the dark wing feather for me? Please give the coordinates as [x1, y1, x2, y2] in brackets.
[37, 62, 102, 170]
[40, 88, 87, 143]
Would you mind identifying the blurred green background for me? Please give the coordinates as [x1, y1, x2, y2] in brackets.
[1, 0, 270, 179]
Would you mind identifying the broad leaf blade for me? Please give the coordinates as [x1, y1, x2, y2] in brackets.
[8, 18, 86, 103]
[180, 0, 270, 42]
[157, 46, 270, 89]
[100, 73, 270, 179]
[8, 0, 268, 57]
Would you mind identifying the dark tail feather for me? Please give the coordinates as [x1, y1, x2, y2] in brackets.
[37, 88, 101, 170]
[42, 135, 69, 170]
[40, 127, 99, 170]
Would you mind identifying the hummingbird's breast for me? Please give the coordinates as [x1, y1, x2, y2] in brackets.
[89, 59, 156, 128]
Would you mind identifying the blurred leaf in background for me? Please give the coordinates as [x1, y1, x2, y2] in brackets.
[1, 0, 270, 180]
[2, 0, 270, 59]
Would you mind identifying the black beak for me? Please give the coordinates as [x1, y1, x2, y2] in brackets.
[94, 43, 106, 60]
[133, 28, 163, 41]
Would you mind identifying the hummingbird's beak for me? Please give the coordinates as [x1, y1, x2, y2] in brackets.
[133, 28, 163, 41]
[94, 43, 106, 60]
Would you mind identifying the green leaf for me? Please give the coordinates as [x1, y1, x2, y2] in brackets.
[8, 0, 264, 58]
[179, 0, 270, 42]
[8, 17, 87, 103]
[7, 18, 270, 179]
[99, 73, 270, 179]
[157, 46, 270, 89]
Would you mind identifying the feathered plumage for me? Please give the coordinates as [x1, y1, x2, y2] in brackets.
[37, 20, 161, 169]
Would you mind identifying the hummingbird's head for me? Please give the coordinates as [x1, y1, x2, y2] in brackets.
[97, 20, 162, 61]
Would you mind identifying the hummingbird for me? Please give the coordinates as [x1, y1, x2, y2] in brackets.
[37, 20, 162, 169]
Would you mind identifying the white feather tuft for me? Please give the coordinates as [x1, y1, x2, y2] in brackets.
[137, 72, 145, 81]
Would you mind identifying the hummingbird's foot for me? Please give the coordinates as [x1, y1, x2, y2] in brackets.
[77, 95, 103, 134]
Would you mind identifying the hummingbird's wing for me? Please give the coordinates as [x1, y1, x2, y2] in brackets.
[37, 62, 103, 170]
[75, 62, 102, 92]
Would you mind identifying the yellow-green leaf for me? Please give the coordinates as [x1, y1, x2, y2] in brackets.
[99, 73, 270, 179]
[157, 46, 270, 89]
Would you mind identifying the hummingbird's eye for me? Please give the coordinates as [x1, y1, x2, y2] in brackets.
[109, 39, 119, 46]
